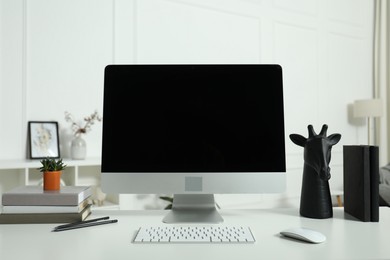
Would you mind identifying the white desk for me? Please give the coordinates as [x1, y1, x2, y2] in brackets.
[0, 207, 389, 260]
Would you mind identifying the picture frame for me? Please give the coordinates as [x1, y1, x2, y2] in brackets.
[28, 121, 60, 159]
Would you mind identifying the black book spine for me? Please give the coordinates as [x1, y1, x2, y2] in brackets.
[370, 146, 380, 222]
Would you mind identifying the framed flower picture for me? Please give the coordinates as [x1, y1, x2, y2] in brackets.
[28, 121, 60, 159]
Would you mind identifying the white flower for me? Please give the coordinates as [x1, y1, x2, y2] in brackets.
[65, 111, 102, 136]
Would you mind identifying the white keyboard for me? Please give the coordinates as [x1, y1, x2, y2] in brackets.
[133, 226, 255, 243]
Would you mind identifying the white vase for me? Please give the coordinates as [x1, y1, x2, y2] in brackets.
[71, 135, 86, 160]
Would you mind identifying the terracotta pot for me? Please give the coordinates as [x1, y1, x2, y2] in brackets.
[43, 171, 62, 191]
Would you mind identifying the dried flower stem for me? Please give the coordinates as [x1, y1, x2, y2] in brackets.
[65, 111, 102, 136]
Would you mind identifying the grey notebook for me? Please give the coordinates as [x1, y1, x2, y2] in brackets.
[2, 185, 92, 206]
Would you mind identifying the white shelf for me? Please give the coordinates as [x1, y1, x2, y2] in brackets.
[0, 157, 120, 210]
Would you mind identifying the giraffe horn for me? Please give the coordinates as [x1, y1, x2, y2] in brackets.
[319, 124, 328, 136]
[308, 125, 316, 138]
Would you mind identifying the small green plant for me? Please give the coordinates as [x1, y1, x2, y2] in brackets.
[159, 195, 173, 210]
[38, 157, 67, 172]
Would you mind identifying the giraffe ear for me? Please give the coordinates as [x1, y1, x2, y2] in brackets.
[289, 134, 307, 147]
[328, 134, 341, 146]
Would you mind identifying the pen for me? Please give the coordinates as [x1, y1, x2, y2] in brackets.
[52, 219, 118, 232]
[53, 216, 110, 230]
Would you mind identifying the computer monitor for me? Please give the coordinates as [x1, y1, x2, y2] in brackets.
[101, 64, 286, 223]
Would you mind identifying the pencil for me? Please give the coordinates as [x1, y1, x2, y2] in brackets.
[52, 219, 118, 232]
[53, 216, 110, 230]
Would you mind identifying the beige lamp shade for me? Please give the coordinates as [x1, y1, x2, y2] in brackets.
[353, 99, 383, 118]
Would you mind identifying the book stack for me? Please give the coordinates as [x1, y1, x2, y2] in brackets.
[0, 185, 92, 224]
[343, 145, 379, 222]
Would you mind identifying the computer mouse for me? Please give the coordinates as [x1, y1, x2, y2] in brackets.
[280, 227, 326, 244]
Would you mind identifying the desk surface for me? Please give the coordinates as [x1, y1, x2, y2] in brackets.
[0, 207, 389, 260]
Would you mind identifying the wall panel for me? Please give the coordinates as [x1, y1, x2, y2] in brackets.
[274, 22, 319, 154]
[0, 0, 25, 160]
[323, 33, 371, 146]
[137, 0, 261, 64]
[25, 0, 113, 157]
[275, 0, 317, 16]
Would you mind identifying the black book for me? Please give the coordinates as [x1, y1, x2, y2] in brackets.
[343, 145, 371, 222]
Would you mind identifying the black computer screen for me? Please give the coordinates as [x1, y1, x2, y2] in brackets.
[102, 64, 285, 173]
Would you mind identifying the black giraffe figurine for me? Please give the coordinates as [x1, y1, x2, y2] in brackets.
[290, 124, 341, 219]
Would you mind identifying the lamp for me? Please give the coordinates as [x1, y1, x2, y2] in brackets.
[353, 99, 383, 145]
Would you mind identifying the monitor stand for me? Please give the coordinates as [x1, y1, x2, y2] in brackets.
[162, 194, 223, 224]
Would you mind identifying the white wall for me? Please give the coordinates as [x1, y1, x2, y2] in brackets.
[0, 0, 374, 209]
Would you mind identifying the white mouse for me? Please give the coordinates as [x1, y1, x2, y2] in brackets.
[280, 227, 326, 244]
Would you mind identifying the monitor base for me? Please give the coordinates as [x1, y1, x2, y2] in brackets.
[162, 194, 223, 223]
